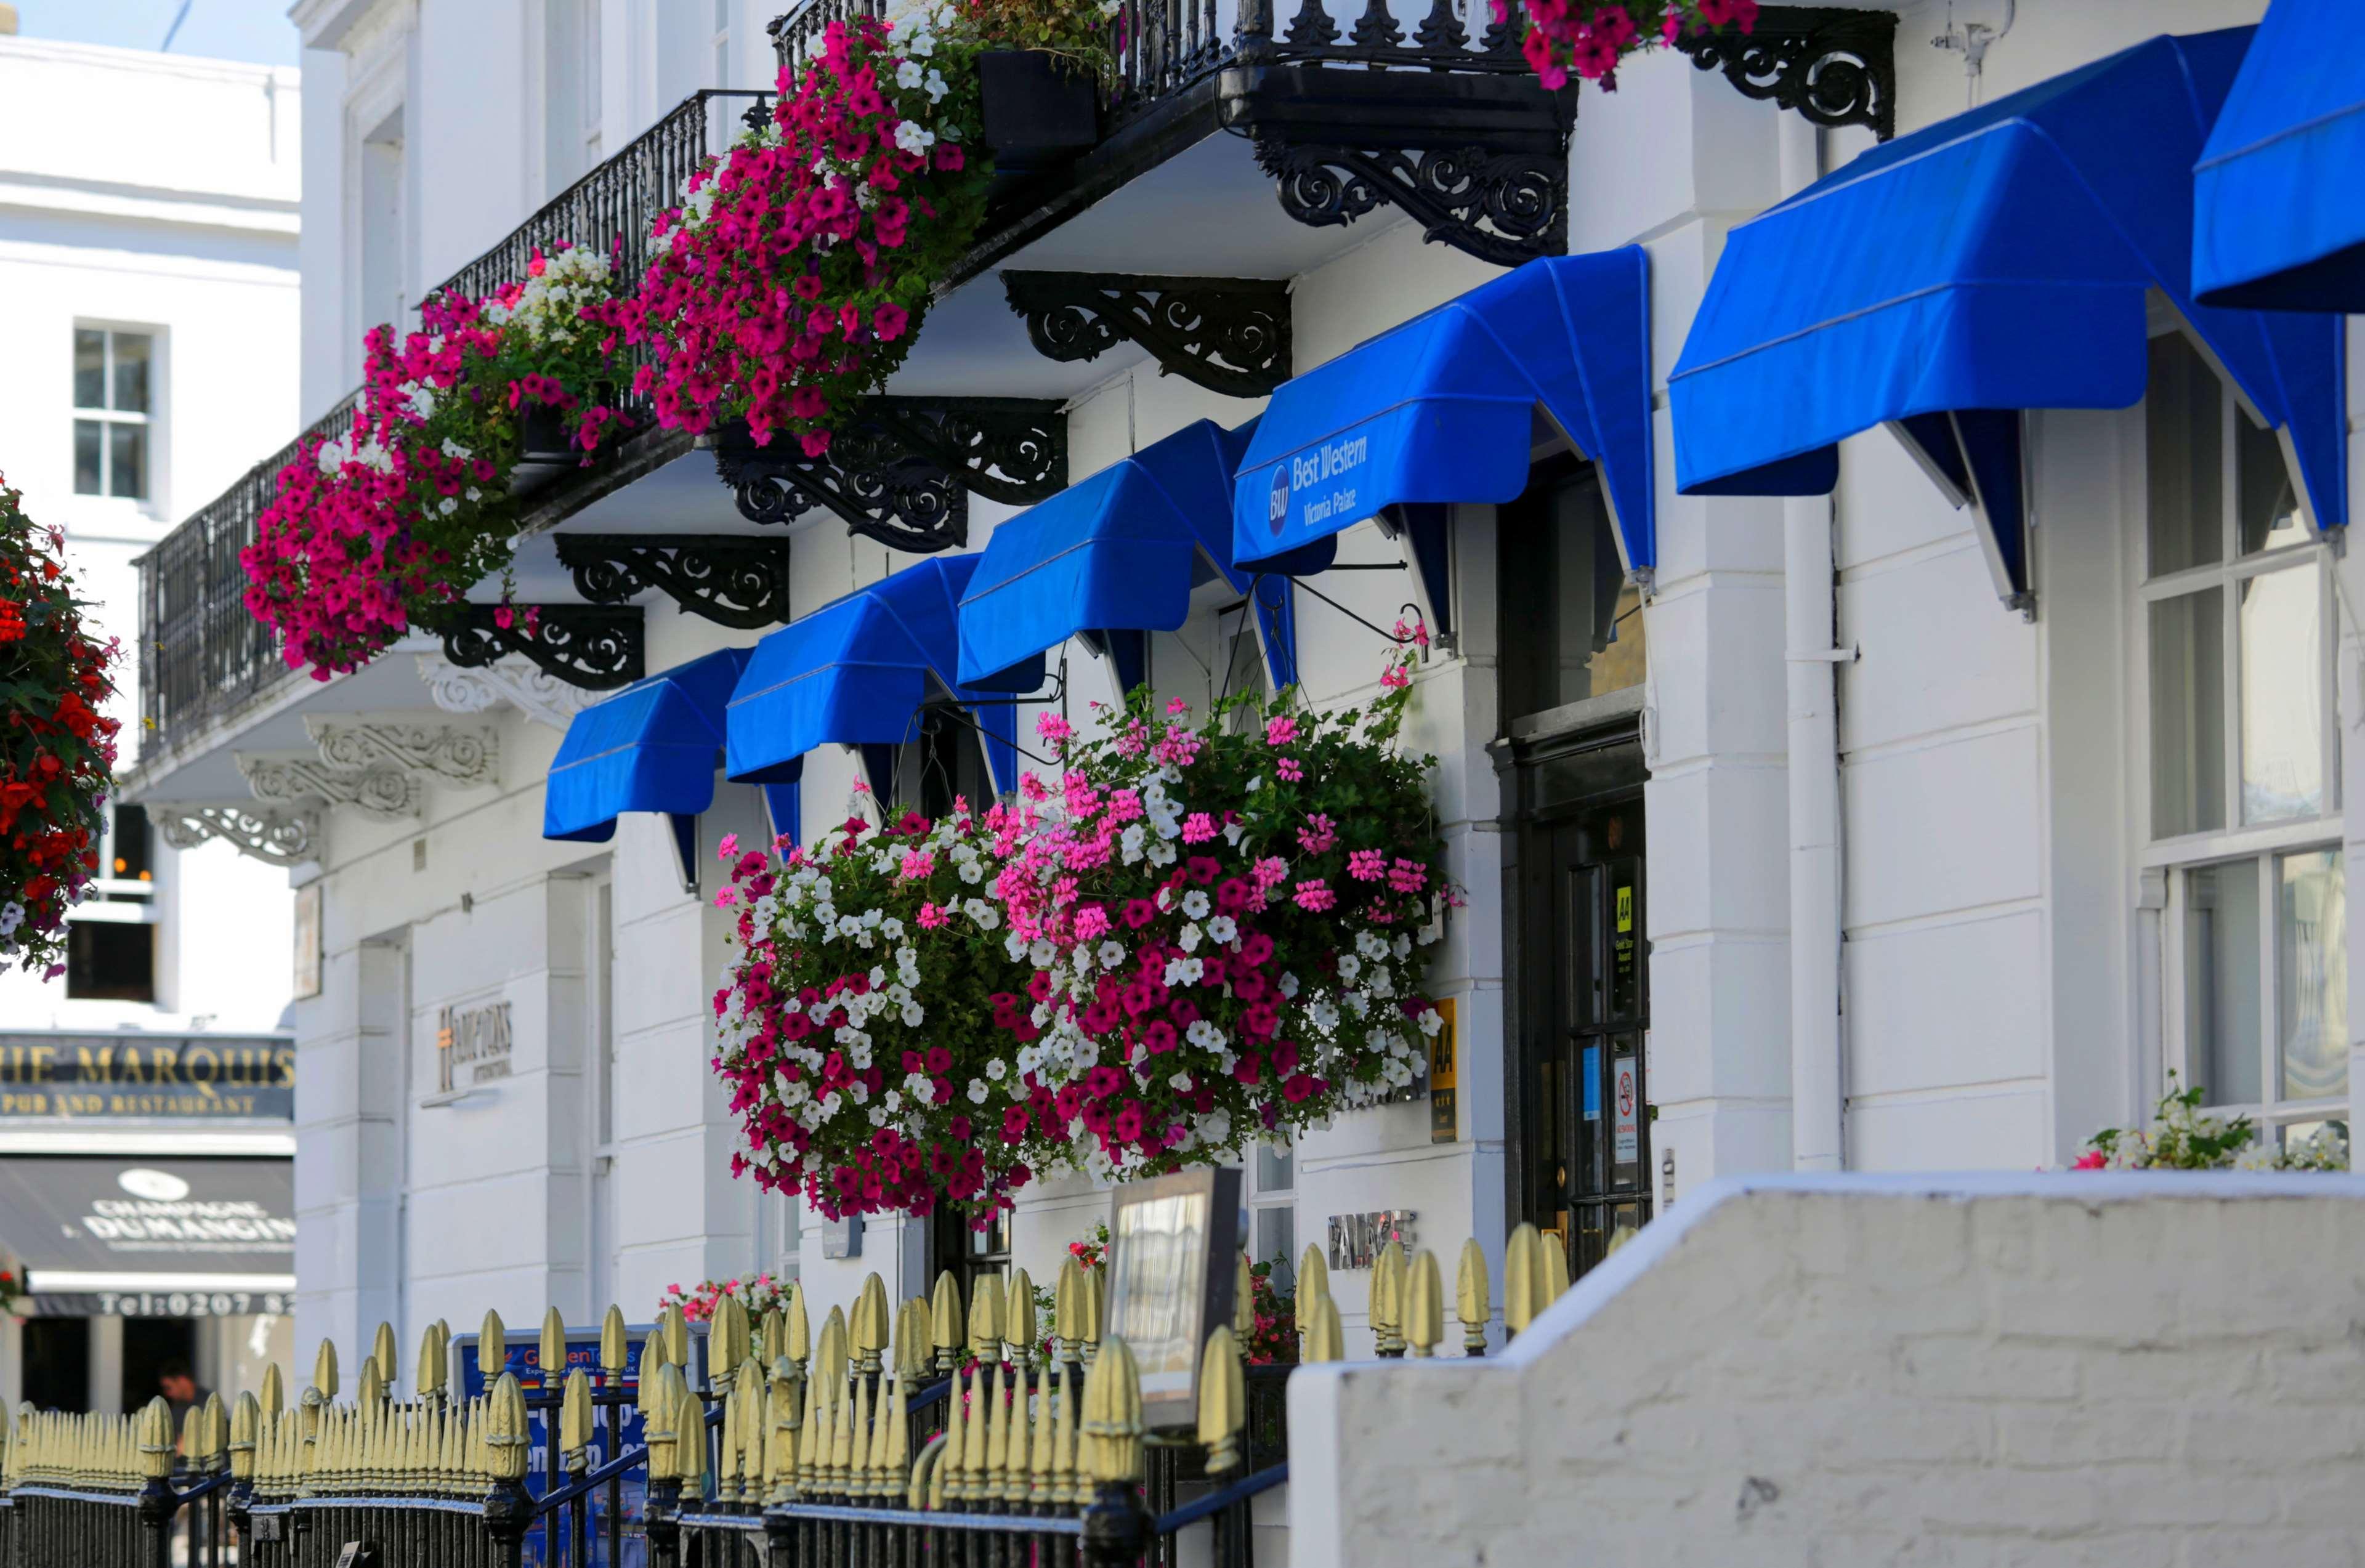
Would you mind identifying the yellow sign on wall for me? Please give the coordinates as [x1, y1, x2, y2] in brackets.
[1429, 996, 1458, 1144]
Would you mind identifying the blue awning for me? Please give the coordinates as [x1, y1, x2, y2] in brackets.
[726, 554, 1040, 799]
[957, 418, 1301, 695]
[2194, 0, 2365, 310]
[1671, 28, 2347, 608]
[1231, 249, 1656, 580]
[544, 646, 748, 845]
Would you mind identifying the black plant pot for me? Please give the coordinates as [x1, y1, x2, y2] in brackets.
[509, 403, 575, 498]
[979, 50, 1101, 169]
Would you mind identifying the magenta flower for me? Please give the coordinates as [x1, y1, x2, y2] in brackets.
[1299, 814, 1337, 854]
[1264, 715, 1298, 746]
[1293, 880, 1335, 911]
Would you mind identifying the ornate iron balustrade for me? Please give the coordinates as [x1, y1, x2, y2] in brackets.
[136, 394, 357, 762]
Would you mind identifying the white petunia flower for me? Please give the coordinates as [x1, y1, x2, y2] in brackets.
[1205, 915, 1237, 945]
[1098, 940, 1127, 969]
[1176, 923, 1203, 953]
[895, 59, 926, 88]
[1181, 890, 1211, 920]
[893, 120, 937, 155]
[1336, 953, 1361, 982]
[967, 1079, 989, 1104]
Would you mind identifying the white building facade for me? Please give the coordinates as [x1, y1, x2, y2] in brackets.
[0, 26, 301, 1413]
[113, 0, 2359, 1407]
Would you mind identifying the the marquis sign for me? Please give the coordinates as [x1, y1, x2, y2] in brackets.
[0, 1035, 293, 1121]
[435, 1001, 515, 1093]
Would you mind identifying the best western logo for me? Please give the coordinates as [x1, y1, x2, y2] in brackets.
[1269, 435, 1370, 536]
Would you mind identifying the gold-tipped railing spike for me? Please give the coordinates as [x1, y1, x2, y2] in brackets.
[560, 1368, 593, 1473]
[967, 1271, 1005, 1365]
[894, 1298, 930, 1381]
[1371, 1240, 1407, 1356]
[601, 1304, 629, 1381]
[1503, 1223, 1543, 1338]
[880, 1362, 912, 1492]
[1606, 1222, 1638, 1259]
[1303, 1293, 1345, 1364]
[766, 1355, 802, 1504]
[673, 1384, 706, 1487]
[1027, 1364, 1057, 1505]
[735, 1359, 764, 1500]
[784, 1280, 811, 1371]
[661, 1301, 692, 1378]
[1234, 1252, 1254, 1343]
[485, 1372, 530, 1483]
[1007, 1266, 1036, 1369]
[759, 1304, 784, 1372]
[137, 1397, 175, 1481]
[1053, 1258, 1086, 1364]
[1457, 1237, 1492, 1356]
[796, 1357, 827, 1495]
[1296, 1242, 1332, 1358]
[1195, 1325, 1246, 1474]
[312, 1338, 339, 1402]
[539, 1305, 568, 1391]
[851, 1272, 890, 1378]
[259, 1362, 285, 1418]
[928, 1271, 963, 1373]
[416, 1323, 446, 1408]
[644, 1362, 684, 1482]
[230, 1392, 261, 1481]
[1078, 1335, 1142, 1485]
[1404, 1247, 1445, 1358]
[1078, 1263, 1104, 1366]
[1541, 1229, 1571, 1305]
[373, 1320, 399, 1392]
[480, 1309, 508, 1384]
[816, 1306, 849, 1394]
[356, 1355, 384, 1408]
[828, 1349, 856, 1496]
[636, 1332, 672, 1433]
[200, 1391, 228, 1471]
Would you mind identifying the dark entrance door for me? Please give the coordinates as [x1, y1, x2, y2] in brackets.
[1511, 729, 1650, 1280]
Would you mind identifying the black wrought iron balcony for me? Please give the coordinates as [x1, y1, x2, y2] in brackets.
[132, 90, 770, 762]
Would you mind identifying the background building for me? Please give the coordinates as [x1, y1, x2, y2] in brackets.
[0, 17, 299, 1412]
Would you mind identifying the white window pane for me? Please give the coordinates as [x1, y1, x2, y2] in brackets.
[2277, 849, 2346, 1103]
[1255, 1141, 1292, 1193]
[73, 420, 103, 495]
[111, 332, 153, 414]
[2238, 414, 2306, 555]
[1254, 1206, 1294, 1277]
[2185, 862, 2262, 1107]
[108, 422, 147, 500]
[2239, 567, 2324, 825]
[2149, 588, 2225, 837]
[73, 329, 105, 410]
[2146, 333, 2223, 577]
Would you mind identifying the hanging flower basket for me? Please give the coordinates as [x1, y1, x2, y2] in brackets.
[242, 245, 632, 679]
[0, 479, 118, 979]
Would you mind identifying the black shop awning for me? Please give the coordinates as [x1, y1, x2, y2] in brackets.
[0, 1156, 294, 1310]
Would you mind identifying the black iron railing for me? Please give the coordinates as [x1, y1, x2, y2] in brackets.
[767, 0, 1521, 126]
[133, 89, 770, 761]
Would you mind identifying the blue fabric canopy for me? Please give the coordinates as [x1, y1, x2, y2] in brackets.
[1672, 28, 2347, 607]
[2195, 0, 2365, 310]
[726, 554, 1040, 799]
[957, 418, 1301, 695]
[1231, 249, 1656, 580]
[544, 646, 748, 845]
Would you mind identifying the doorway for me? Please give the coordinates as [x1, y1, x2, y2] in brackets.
[1508, 730, 1652, 1279]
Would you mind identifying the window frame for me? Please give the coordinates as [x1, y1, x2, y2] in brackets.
[71, 324, 161, 505]
[2134, 327, 2346, 1140]
[1243, 1137, 1296, 1285]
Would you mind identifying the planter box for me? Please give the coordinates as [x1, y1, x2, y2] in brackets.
[509, 403, 576, 497]
[979, 50, 1100, 168]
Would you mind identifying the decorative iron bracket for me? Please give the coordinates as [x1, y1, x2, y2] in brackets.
[426, 604, 645, 692]
[415, 653, 596, 730]
[1001, 273, 1292, 398]
[554, 534, 793, 629]
[710, 398, 1065, 555]
[236, 753, 421, 820]
[153, 805, 320, 868]
[304, 718, 501, 790]
[1219, 60, 1574, 269]
[1670, 6, 1896, 141]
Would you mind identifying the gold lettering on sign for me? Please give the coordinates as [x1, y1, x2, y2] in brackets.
[435, 1001, 517, 1093]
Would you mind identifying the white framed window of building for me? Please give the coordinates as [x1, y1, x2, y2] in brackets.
[1245, 1139, 1295, 1286]
[2139, 328, 2346, 1150]
[72, 326, 158, 503]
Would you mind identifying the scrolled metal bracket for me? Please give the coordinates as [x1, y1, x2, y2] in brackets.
[1254, 140, 1567, 269]
[427, 604, 645, 692]
[1001, 273, 1292, 399]
[710, 398, 1065, 556]
[554, 534, 793, 629]
[1670, 5, 1896, 140]
[153, 805, 320, 868]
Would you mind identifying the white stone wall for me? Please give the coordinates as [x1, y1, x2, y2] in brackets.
[1290, 1172, 2365, 1567]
